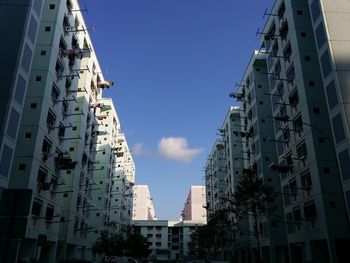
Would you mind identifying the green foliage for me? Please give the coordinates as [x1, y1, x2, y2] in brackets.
[92, 225, 151, 258]
[188, 209, 237, 260]
[233, 170, 276, 263]
[233, 171, 274, 216]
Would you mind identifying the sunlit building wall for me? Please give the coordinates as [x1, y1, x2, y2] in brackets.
[0, 0, 125, 262]
[133, 220, 205, 261]
[132, 185, 156, 220]
[0, 0, 44, 201]
[255, 0, 350, 262]
[307, 0, 350, 221]
[181, 185, 206, 223]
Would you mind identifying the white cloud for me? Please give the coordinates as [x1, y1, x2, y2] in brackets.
[157, 137, 204, 163]
[131, 143, 152, 156]
[132, 143, 144, 155]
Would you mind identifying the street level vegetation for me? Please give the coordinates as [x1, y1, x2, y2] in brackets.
[92, 225, 151, 259]
[189, 170, 276, 263]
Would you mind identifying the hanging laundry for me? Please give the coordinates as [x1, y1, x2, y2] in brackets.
[100, 105, 112, 112]
[98, 80, 114, 89]
[96, 115, 108, 120]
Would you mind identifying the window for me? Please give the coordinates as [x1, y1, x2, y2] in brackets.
[0, 145, 13, 178]
[305, 56, 311, 62]
[332, 113, 346, 144]
[313, 107, 320, 114]
[19, 164, 26, 171]
[278, 2, 285, 20]
[7, 108, 20, 140]
[289, 90, 299, 112]
[304, 202, 317, 226]
[310, 0, 321, 22]
[297, 10, 303, 15]
[308, 80, 315, 87]
[41, 137, 52, 161]
[58, 124, 65, 138]
[27, 15, 38, 44]
[346, 190, 350, 213]
[46, 110, 56, 129]
[30, 103, 37, 109]
[49, 4, 55, 9]
[321, 50, 332, 78]
[37, 168, 47, 189]
[301, 32, 307, 37]
[339, 150, 350, 180]
[14, 74, 26, 105]
[35, 76, 41, 81]
[289, 179, 298, 202]
[21, 44, 32, 73]
[296, 142, 307, 161]
[283, 42, 292, 61]
[301, 171, 312, 196]
[292, 207, 302, 231]
[325, 81, 338, 110]
[55, 60, 64, 78]
[25, 132, 32, 138]
[33, 0, 43, 15]
[279, 20, 289, 40]
[44, 26, 51, 32]
[62, 100, 69, 115]
[66, 0, 73, 13]
[40, 50, 46, 55]
[293, 115, 304, 135]
[286, 64, 295, 84]
[31, 200, 42, 217]
[315, 22, 327, 49]
[45, 205, 54, 222]
[51, 84, 60, 102]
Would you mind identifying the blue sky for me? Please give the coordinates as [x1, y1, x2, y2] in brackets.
[81, 0, 274, 219]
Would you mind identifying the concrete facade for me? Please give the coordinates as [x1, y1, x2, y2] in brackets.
[133, 220, 205, 262]
[258, 1, 350, 262]
[0, 0, 44, 201]
[205, 1, 350, 262]
[132, 185, 156, 221]
[182, 185, 206, 223]
[0, 1, 135, 262]
[307, 0, 350, 222]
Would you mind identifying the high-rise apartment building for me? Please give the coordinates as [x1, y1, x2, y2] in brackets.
[235, 52, 288, 262]
[307, 0, 350, 220]
[0, 0, 44, 200]
[205, 107, 244, 217]
[113, 133, 135, 226]
[257, 1, 350, 262]
[205, 139, 227, 218]
[205, 1, 350, 262]
[132, 185, 156, 220]
[86, 98, 124, 250]
[181, 185, 206, 223]
[0, 1, 135, 262]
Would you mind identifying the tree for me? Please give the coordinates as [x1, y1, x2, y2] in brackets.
[233, 169, 276, 263]
[92, 228, 124, 257]
[124, 231, 151, 258]
[188, 209, 237, 261]
[92, 224, 151, 259]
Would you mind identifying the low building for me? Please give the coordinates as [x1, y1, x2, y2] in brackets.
[132, 220, 205, 261]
